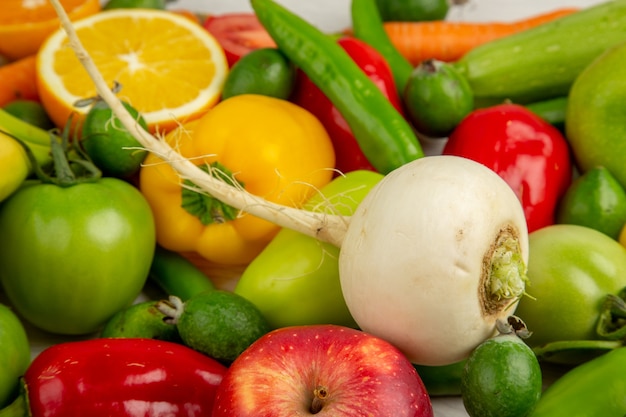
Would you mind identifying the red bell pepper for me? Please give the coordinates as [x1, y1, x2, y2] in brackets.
[291, 36, 405, 174]
[1, 338, 227, 417]
[442, 103, 572, 233]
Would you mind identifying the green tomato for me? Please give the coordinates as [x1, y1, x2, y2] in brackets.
[0, 303, 30, 408]
[0, 178, 156, 335]
[515, 224, 626, 363]
[234, 170, 383, 329]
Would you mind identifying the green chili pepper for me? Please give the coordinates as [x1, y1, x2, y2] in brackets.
[149, 245, 215, 301]
[529, 347, 626, 416]
[250, 0, 424, 174]
[351, 0, 415, 96]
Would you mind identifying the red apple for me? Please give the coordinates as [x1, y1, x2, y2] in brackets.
[212, 324, 433, 417]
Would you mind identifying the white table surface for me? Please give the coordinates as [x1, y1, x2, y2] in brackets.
[37, 1, 606, 416]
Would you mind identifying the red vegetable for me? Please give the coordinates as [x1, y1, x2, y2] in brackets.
[202, 13, 276, 67]
[291, 36, 404, 174]
[442, 103, 572, 233]
[17, 338, 227, 417]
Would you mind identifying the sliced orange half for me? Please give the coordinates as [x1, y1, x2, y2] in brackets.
[0, 0, 101, 61]
[36, 9, 229, 134]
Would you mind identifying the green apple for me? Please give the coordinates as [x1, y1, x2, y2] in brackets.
[234, 170, 383, 329]
[566, 42, 626, 189]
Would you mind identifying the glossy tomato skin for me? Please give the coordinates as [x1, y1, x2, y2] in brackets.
[515, 224, 626, 363]
[291, 36, 405, 174]
[0, 303, 30, 408]
[202, 13, 276, 67]
[25, 338, 227, 417]
[443, 103, 572, 232]
[0, 178, 156, 335]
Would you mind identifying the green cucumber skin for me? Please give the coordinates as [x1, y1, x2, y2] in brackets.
[454, 0, 626, 104]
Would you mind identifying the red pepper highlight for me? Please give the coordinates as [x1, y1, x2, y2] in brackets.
[291, 36, 405, 174]
[22, 338, 227, 417]
[443, 103, 572, 233]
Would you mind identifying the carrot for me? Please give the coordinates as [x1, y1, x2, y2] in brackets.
[0, 55, 39, 107]
[383, 8, 579, 65]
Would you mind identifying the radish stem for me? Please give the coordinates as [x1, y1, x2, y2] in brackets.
[47, 0, 348, 248]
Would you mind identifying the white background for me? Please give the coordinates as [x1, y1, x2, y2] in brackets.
[58, 1, 607, 416]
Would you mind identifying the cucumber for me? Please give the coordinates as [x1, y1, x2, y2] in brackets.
[453, 0, 626, 105]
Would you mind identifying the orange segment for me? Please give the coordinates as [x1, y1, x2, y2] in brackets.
[36, 9, 229, 134]
[0, 0, 101, 61]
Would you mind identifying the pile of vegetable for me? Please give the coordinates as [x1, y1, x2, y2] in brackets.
[2, 0, 626, 416]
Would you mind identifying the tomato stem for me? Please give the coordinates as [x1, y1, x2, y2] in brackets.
[596, 288, 626, 340]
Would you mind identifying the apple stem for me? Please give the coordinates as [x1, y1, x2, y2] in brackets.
[310, 386, 329, 414]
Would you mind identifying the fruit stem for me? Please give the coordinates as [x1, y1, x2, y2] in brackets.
[310, 386, 329, 414]
[156, 295, 185, 325]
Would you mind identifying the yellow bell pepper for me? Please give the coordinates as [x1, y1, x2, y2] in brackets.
[139, 94, 336, 266]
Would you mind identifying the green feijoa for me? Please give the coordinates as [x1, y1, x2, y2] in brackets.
[158, 290, 271, 364]
[461, 332, 542, 417]
[221, 47, 296, 100]
[81, 100, 148, 178]
[557, 166, 626, 240]
[404, 59, 474, 138]
[100, 300, 181, 342]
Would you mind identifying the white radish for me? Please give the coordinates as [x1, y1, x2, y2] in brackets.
[339, 156, 529, 365]
[50, 0, 529, 366]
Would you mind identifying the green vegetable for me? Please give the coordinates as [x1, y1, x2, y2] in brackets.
[403, 59, 474, 138]
[3, 100, 54, 130]
[461, 320, 542, 417]
[566, 39, 626, 190]
[100, 300, 182, 342]
[375, 0, 449, 22]
[0, 304, 30, 409]
[351, 0, 415, 96]
[81, 100, 148, 179]
[0, 129, 155, 335]
[250, 0, 423, 174]
[149, 245, 215, 302]
[221, 47, 296, 100]
[525, 96, 567, 132]
[234, 170, 383, 329]
[157, 290, 271, 364]
[453, 0, 626, 105]
[103, 0, 166, 9]
[413, 360, 465, 397]
[515, 224, 626, 364]
[557, 166, 626, 240]
[529, 347, 626, 417]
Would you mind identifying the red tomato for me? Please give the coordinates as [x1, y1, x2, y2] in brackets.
[442, 103, 572, 233]
[202, 13, 276, 67]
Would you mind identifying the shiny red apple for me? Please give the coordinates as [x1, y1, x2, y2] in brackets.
[212, 324, 433, 417]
